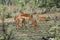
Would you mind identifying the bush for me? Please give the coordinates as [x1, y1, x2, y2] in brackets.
[49, 25, 60, 37]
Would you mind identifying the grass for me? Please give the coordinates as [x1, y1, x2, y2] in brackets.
[0, 17, 60, 40]
[2, 20, 58, 40]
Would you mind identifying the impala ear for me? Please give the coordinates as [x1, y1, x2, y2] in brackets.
[19, 10, 24, 14]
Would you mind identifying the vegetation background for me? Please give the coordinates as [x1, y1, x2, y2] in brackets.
[0, 0, 60, 40]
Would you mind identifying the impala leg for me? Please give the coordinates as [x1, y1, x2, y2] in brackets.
[16, 20, 19, 32]
[32, 25, 37, 31]
[22, 19, 25, 30]
[21, 23, 24, 30]
[16, 23, 19, 32]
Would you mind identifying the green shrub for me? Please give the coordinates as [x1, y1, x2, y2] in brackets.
[49, 25, 60, 37]
[6, 13, 12, 18]
[56, 8, 60, 12]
